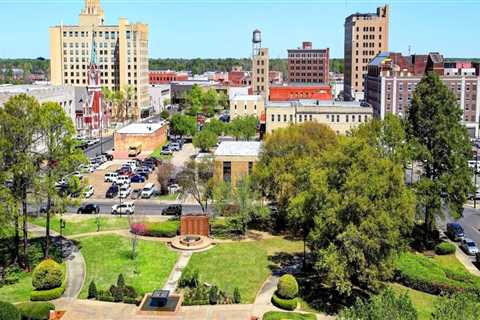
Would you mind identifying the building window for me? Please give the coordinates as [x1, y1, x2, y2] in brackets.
[277, 114, 281, 122]
[290, 114, 293, 122]
[248, 162, 253, 174]
[337, 115, 340, 122]
[284, 114, 287, 122]
[271, 114, 275, 122]
[223, 162, 231, 183]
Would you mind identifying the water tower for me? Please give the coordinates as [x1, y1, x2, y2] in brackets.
[252, 29, 262, 57]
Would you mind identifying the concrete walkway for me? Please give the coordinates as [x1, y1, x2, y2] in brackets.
[163, 252, 192, 292]
[455, 247, 480, 276]
[251, 276, 281, 317]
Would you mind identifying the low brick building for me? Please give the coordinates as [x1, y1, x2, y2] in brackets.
[269, 84, 332, 101]
[113, 122, 168, 159]
[214, 141, 261, 185]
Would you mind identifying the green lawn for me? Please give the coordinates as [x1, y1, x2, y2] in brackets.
[30, 216, 130, 236]
[156, 193, 178, 201]
[0, 272, 33, 303]
[150, 144, 173, 160]
[389, 283, 438, 320]
[183, 237, 303, 303]
[78, 234, 178, 298]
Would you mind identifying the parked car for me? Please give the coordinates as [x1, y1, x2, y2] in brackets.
[131, 188, 142, 200]
[104, 172, 118, 183]
[119, 185, 132, 198]
[141, 183, 155, 199]
[446, 223, 465, 241]
[83, 185, 94, 198]
[116, 175, 131, 186]
[77, 204, 100, 214]
[136, 170, 149, 179]
[130, 174, 146, 183]
[460, 238, 479, 255]
[162, 204, 182, 216]
[170, 142, 181, 151]
[101, 152, 114, 161]
[106, 184, 119, 198]
[79, 164, 95, 173]
[168, 184, 181, 194]
[111, 202, 135, 215]
[161, 145, 173, 155]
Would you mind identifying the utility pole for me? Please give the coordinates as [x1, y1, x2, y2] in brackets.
[475, 150, 478, 209]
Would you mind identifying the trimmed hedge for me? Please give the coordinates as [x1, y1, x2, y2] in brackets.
[31, 263, 66, 301]
[277, 274, 299, 299]
[130, 220, 179, 238]
[32, 259, 63, 290]
[262, 311, 316, 320]
[395, 252, 480, 296]
[0, 301, 21, 320]
[271, 293, 298, 311]
[16, 302, 55, 320]
[435, 242, 456, 255]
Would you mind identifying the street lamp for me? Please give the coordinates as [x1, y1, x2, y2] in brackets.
[59, 218, 66, 256]
[96, 211, 101, 232]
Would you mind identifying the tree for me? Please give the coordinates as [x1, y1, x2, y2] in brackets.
[170, 114, 197, 138]
[0, 94, 43, 270]
[204, 118, 226, 136]
[193, 129, 218, 152]
[254, 122, 338, 232]
[306, 136, 415, 294]
[202, 88, 218, 116]
[431, 292, 480, 320]
[122, 86, 136, 120]
[160, 110, 170, 120]
[338, 288, 417, 320]
[220, 176, 269, 235]
[407, 72, 474, 244]
[156, 161, 175, 195]
[218, 92, 229, 109]
[185, 84, 203, 115]
[177, 159, 213, 213]
[37, 101, 86, 257]
[228, 115, 258, 141]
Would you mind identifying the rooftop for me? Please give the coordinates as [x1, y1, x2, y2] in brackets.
[214, 141, 262, 157]
[0, 83, 68, 94]
[267, 99, 368, 108]
[117, 122, 166, 135]
[231, 95, 263, 101]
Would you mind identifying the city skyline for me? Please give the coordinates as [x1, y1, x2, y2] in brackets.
[0, 0, 479, 59]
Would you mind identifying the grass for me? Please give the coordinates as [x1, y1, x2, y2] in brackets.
[389, 283, 438, 320]
[183, 237, 303, 303]
[156, 193, 178, 201]
[78, 234, 178, 298]
[30, 216, 130, 236]
[0, 272, 33, 303]
[150, 143, 173, 160]
[262, 311, 316, 320]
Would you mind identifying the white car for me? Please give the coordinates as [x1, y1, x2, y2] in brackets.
[116, 175, 131, 186]
[168, 184, 181, 194]
[141, 183, 155, 199]
[104, 172, 118, 183]
[119, 185, 132, 198]
[461, 238, 479, 256]
[83, 185, 94, 198]
[79, 164, 95, 173]
[111, 202, 135, 215]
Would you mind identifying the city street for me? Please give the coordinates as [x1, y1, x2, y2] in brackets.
[85, 135, 114, 158]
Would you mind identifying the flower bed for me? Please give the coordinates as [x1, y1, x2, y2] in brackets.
[130, 220, 179, 238]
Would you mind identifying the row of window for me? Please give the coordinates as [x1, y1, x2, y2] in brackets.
[233, 104, 257, 110]
[289, 65, 325, 71]
[289, 60, 326, 64]
[356, 26, 383, 32]
[270, 113, 369, 123]
[221, 161, 254, 183]
[288, 53, 327, 58]
[290, 73, 325, 77]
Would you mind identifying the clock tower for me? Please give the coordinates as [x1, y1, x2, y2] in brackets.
[80, 0, 104, 26]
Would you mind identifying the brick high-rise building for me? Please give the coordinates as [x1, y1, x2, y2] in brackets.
[288, 42, 329, 84]
[49, 0, 149, 119]
[365, 52, 480, 138]
[344, 5, 389, 101]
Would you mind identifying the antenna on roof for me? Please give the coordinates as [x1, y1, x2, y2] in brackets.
[408, 45, 411, 55]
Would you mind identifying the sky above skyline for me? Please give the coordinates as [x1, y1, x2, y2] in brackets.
[0, 0, 478, 59]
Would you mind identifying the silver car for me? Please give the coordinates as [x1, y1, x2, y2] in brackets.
[461, 238, 479, 255]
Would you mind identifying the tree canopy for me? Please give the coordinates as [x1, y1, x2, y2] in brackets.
[170, 114, 197, 137]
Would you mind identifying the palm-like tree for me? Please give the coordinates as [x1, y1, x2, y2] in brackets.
[122, 85, 136, 121]
[113, 90, 126, 123]
[101, 86, 114, 124]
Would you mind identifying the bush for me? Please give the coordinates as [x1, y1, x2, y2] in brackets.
[16, 302, 55, 320]
[395, 252, 480, 296]
[123, 285, 137, 299]
[208, 285, 219, 305]
[88, 280, 97, 299]
[109, 285, 124, 302]
[123, 297, 138, 305]
[97, 294, 115, 302]
[117, 274, 125, 288]
[32, 259, 63, 290]
[435, 242, 456, 255]
[30, 282, 65, 301]
[0, 301, 20, 320]
[130, 221, 179, 238]
[271, 293, 297, 311]
[233, 287, 241, 304]
[262, 311, 316, 320]
[179, 269, 199, 288]
[277, 274, 299, 299]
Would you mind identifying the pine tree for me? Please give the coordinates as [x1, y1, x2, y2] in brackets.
[88, 280, 97, 299]
[117, 274, 125, 288]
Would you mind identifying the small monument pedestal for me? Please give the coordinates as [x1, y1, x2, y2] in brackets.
[150, 290, 169, 307]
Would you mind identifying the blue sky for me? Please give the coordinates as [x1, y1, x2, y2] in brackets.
[0, 0, 478, 59]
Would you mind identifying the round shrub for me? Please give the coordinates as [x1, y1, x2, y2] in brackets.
[271, 293, 298, 311]
[32, 259, 63, 290]
[0, 301, 20, 320]
[435, 242, 456, 255]
[277, 274, 299, 299]
[16, 302, 55, 320]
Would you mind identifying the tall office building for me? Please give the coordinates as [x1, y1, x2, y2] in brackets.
[251, 29, 269, 98]
[288, 42, 329, 84]
[49, 0, 149, 119]
[344, 5, 388, 101]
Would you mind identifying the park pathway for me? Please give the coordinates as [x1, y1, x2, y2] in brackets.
[27, 223, 86, 299]
[163, 252, 192, 292]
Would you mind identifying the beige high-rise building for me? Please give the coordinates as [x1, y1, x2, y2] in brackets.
[49, 0, 149, 118]
[344, 5, 388, 101]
